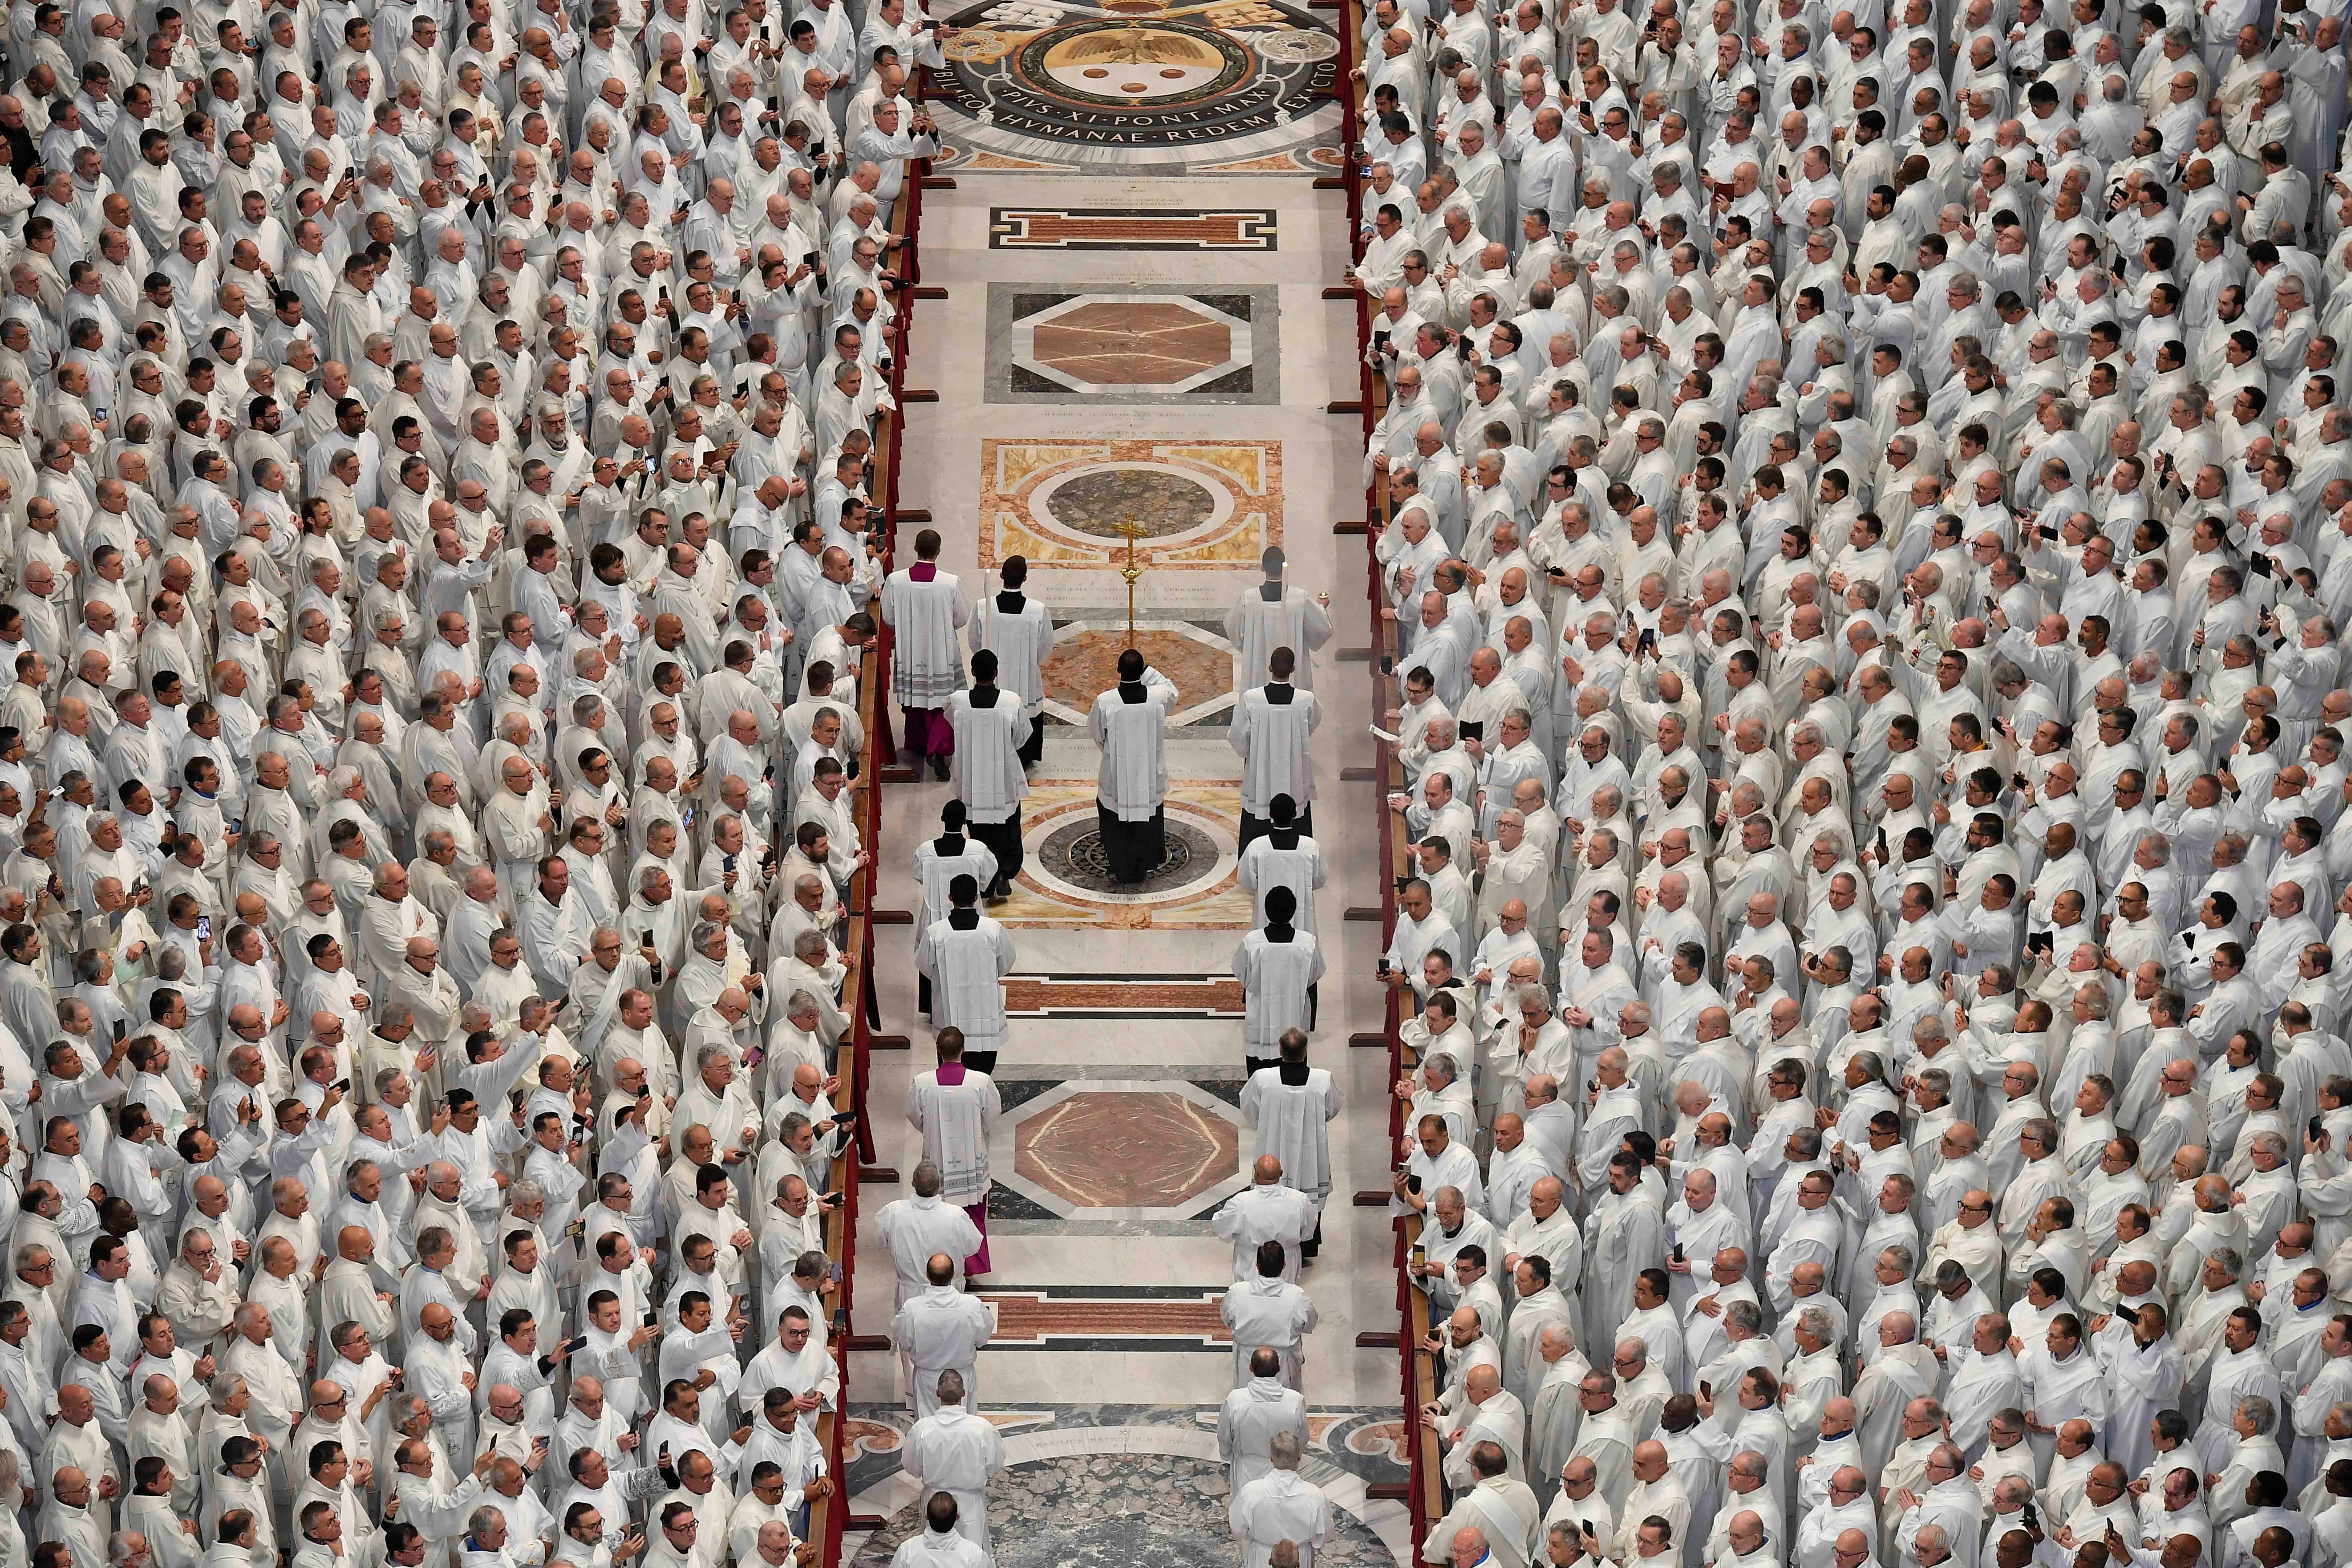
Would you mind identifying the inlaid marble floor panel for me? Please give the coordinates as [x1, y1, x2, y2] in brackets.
[999, 972, 1246, 1017]
[864, 140, 1401, 1564]
[840, 1405, 1410, 1568]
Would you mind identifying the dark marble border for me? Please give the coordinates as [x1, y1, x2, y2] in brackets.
[988, 209, 1281, 251]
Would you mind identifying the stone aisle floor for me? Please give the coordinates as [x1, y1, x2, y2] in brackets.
[842, 24, 1412, 1560]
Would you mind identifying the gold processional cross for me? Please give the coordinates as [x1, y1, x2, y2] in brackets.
[1115, 516, 1147, 647]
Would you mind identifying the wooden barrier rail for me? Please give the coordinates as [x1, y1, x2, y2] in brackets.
[807, 156, 926, 1568]
[1332, 28, 1445, 1546]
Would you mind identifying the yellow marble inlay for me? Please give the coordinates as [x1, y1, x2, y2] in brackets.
[1043, 22, 1223, 66]
[977, 437, 1282, 571]
[1158, 442, 1267, 492]
[996, 441, 1109, 492]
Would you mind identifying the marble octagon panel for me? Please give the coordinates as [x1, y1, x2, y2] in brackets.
[987, 283, 1279, 405]
[992, 1080, 1251, 1219]
[1034, 300, 1231, 384]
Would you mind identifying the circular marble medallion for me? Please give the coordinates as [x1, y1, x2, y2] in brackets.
[1037, 466, 1219, 538]
[847, 1450, 1398, 1568]
[932, 0, 1341, 170]
[1254, 26, 1339, 59]
[1036, 816, 1217, 894]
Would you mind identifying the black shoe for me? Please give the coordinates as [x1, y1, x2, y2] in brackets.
[930, 754, 951, 781]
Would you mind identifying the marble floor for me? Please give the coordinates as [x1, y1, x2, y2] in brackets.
[843, 1406, 1410, 1568]
[850, 47, 1404, 1562]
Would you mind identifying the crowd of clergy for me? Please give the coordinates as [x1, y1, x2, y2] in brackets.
[1325, 0, 2352, 1567]
[0, 0, 987, 1562]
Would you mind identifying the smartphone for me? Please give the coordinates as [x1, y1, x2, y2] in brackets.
[334, 1078, 351, 1092]
[723, 852, 737, 874]
[2314, 1116, 2327, 1140]
[1379, 654, 1394, 675]
[196, 915, 211, 940]
[228, 819, 242, 836]
[1637, 628, 1656, 651]
[1377, 957, 1392, 976]
[2251, 553, 2273, 578]
[564, 1334, 587, 1353]
[643, 1308, 660, 1326]
[112, 1019, 125, 1043]
[744, 1046, 764, 1069]
[2038, 524, 2058, 541]
[1460, 720, 1484, 744]
[1671, 1241, 1685, 1262]
[1406, 1174, 1423, 1195]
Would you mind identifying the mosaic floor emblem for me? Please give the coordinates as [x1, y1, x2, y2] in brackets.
[931, 0, 1342, 174]
[1037, 816, 1217, 894]
[989, 207, 1279, 249]
[994, 779, 1250, 928]
[979, 439, 1281, 570]
[990, 285, 1277, 405]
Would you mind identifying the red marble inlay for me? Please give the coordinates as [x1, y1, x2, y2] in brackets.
[1030, 301, 1233, 386]
[1040, 628, 1231, 715]
[1015, 1090, 1240, 1208]
[1002, 975, 1245, 1014]
[982, 1292, 1232, 1341]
